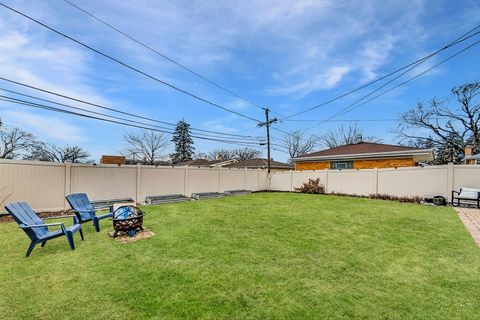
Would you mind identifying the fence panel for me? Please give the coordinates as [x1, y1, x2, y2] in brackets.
[220, 169, 245, 192]
[453, 165, 480, 191]
[71, 165, 137, 201]
[257, 170, 269, 190]
[187, 168, 220, 195]
[328, 169, 376, 196]
[245, 170, 261, 191]
[377, 166, 448, 197]
[140, 166, 186, 200]
[269, 171, 291, 191]
[0, 160, 65, 211]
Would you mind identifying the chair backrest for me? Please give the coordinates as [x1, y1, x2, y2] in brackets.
[459, 188, 480, 199]
[5, 202, 48, 241]
[66, 193, 95, 221]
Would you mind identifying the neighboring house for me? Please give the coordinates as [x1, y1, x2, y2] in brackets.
[177, 159, 237, 167]
[292, 142, 433, 171]
[464, 146, 480, 165]
[100, 155, 126, 165]
[223, 158, 294, 172]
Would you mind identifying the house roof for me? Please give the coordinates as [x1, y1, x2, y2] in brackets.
[178, 159, 221, 167]
[292, 142, 433, 162]
[224, 158, 293, 169]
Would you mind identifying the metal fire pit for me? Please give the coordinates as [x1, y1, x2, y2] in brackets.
[112, 206, 144, 238]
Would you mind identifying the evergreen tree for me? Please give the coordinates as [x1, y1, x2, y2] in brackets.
[171, 120, 195, 163]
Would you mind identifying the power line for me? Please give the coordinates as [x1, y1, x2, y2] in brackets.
[0, 77, 263, 140]
[0, 87, 263, 142]
[0, 2, 262, 123]
[282, 118, 397, 122]
[293, 37, 480, 133]
[0, 95, 266, 148]
[330, 37, 480, 120]
[62, 0, 265, 112]
[319, 33, 480, 124]
[273, 26, 480, 145]
[280, 24, 480, 120]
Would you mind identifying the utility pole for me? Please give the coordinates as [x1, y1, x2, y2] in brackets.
[258, 107, 277, 173]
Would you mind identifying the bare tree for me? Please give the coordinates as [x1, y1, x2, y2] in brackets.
[0, 127, 36, 159]
[26, 143, 91, 163]
[123, 130, 170, 165]
[282, 130, 319, 158]
[206, 148, 262, 161]
[232, 148, 263, 160]
[320, 124, 381, 148]
[396, 81, 480, 164]
[207, 149, 235, 160]
[194, 152, 209, 160]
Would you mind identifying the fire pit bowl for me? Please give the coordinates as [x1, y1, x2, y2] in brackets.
[112, 205, 144, 238]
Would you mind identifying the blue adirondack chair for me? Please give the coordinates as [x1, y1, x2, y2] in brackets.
[66, 193, 113, 232]
[5, 202, 83, 257]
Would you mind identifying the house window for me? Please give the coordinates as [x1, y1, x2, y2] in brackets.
[330, 161, 353, 170]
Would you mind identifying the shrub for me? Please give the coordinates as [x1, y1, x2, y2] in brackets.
[369, 193, 422, 203]
[295, 178, 325, 194]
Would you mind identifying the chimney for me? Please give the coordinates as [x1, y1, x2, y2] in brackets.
[465, 146, 473, 157]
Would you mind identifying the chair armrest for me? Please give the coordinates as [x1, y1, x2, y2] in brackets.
[72, 209, 93, 213]
[92, 205, 112, 211]
[43, 215, 75, 220]
[452, 190, 460, 196]
[20, 222, 64, 229]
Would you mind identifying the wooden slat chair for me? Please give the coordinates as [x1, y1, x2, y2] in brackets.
[5, 202, 83, 257]
[66, 193, 113, 232]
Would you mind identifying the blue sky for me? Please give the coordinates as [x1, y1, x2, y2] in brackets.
[0, 0, 479, 162]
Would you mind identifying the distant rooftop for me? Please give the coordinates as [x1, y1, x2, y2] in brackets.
[224, 158, 293, 169]
[292, 142, 433, 161]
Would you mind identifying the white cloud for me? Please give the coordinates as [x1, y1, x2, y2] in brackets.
[266, 65, 352, 97]
[228, 99, 251, 110]
[2, 109, 83, 142]
[357, 35, 396, 81]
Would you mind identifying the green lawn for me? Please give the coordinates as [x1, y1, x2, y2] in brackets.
[0, 193, 479, 319]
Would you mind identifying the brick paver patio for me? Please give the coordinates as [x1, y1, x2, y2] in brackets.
[454, 207, 480, 246]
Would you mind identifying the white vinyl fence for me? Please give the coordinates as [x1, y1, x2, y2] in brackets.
[269, 163, 480, 200]
[0, 159, 268, 212]
[1, 159, 480, 212]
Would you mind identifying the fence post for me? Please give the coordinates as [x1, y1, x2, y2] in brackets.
[218, 167, 222, 193]
[268, 172, 271, 191]
[374, 167, 379, 196]
[289, 170, 293, 191]
[446, 162, 454, 201]
[136, 164, 141, 203]
[64, 162, 71, 209]
[184, 166, 189, 197]
[244, 167, 248, 190]
[324, 168, 329, 193]
[257, 169, 260, 191]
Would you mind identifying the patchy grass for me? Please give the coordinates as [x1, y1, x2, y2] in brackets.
[0, 193, 479, 319]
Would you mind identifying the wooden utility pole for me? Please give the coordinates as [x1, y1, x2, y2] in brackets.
[258, 107, 277, 173]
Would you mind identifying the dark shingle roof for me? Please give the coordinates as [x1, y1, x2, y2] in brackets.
[295, 142, 425, 159]
[178, 159, 224, 166]
[224, 158, 293, 169]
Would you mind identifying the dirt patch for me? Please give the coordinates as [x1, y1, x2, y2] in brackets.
[108, 229, 154, 243]
[0, 210, 73, 223]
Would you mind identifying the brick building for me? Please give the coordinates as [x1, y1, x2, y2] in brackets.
[292, 142, 433, 171]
